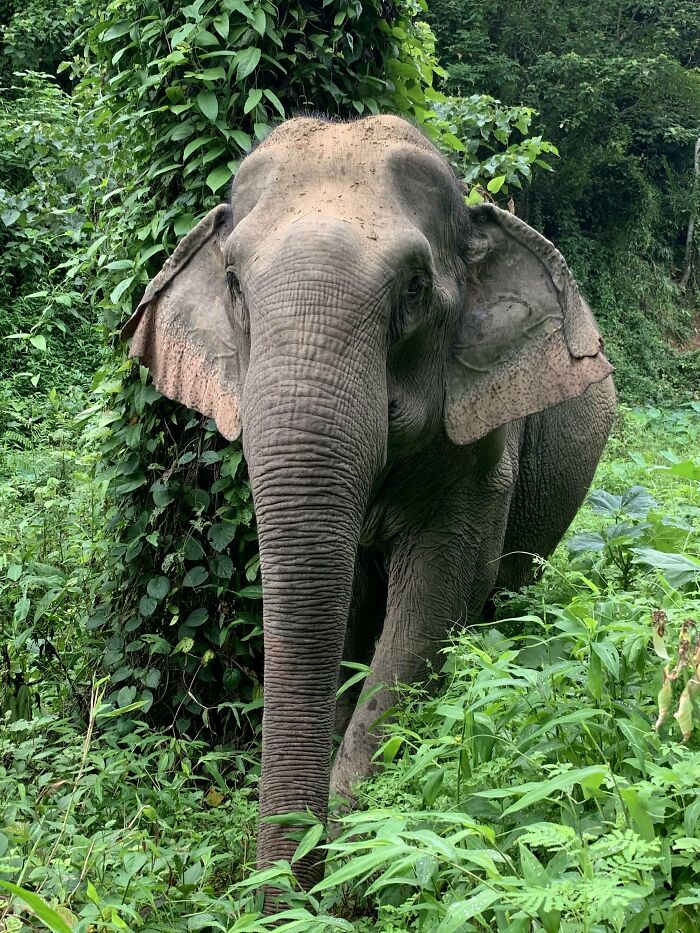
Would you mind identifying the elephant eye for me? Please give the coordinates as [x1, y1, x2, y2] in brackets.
[406, 271, 429, 300]
[226, 269, 242, 301]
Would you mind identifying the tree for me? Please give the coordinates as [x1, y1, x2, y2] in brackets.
[427, 0, 700, 398]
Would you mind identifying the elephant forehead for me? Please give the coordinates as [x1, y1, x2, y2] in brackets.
[256, 115, 436, 158]
[231, 120, 459, 247]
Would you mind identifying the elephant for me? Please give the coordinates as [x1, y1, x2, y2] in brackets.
[121, 115, 616, 902]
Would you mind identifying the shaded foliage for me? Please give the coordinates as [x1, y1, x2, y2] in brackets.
[427, 0, 700, 399]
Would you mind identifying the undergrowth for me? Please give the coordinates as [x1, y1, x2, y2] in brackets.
[1, 404, 699, 931]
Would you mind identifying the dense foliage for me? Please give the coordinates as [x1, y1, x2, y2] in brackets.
[1, 406, 699, 931]
[428, 0, 700, 399]
[1, 0, 700, 930]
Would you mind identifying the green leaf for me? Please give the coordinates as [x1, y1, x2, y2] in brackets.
[474, 765, 608, 815]
[185, 607, 209, 627]
[206, 164, 233, 193]
[1, 209, 21, 226]
[183, 135, 213, 160]
[101, 21, 132, 42]
[0, 881, 73, 933]
[213, 13, 229, 38]
[251, 7, 266, 36]
[619, 786, 656, 841]
[519, 843, 549, 887]
[110, 275, 136, 305]
[380, 735, 403, 763]
[263, 88, 285, 117]
[211, 554, 233, 578]
[632, 547, 700, 588]
[230, 129, 252, 152]
[208, 522, 237, 551]
[422, 767, 445, 805]
[236, 47, 261, 80]
[436, 889, 501, 931]
[292, 822, 325, 864]
[592, 640, 620, 679]
[196, 90, 218, 122]
[6, 563, 22, 582]
[486, 175, 506, 193]
[244, 88, 263, 114]
[139, 595, 158, 617]
[29, 334, 47, 352]
[183, 566, 209, 588]
[175, 637, 195, 654]
[174, 213, 197, 236]
[147, 576, 170, 600]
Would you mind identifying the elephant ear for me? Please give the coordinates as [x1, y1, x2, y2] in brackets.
[445, 203, 613, 446]
[121, 204, 243, 441]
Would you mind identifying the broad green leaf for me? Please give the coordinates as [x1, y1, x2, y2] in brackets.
[196, 90, 218, 122]
[263, 88, 285, 117]
[138, 595, 158, 617]
[213, 12, 229, 39]
[101, 21, 131, 42]
[292, 822, 325, 864]
[147, 576, 170, 600]
[29, 334, 47, 352]
[592, 639, 620, 679]
[519, 843, 549, 887]
[632, 547, 700, 588]
[244, 88, 263, 114]
[487, 175, 506, 193]
[174, 213, 197, 236]
[422, 767, 445, 805]
[230, 129, 252, 152]
[183, 566, 209, 588]
[251, 7, 266, 35]
[436, 889, 501, 932]
[1, 209, 21, 226]
[478, 765, 608, 816]
[619, 786, 655, 841]
[206, 164, 233, 193]
[236, 47, 261, 80]
[110, 275, 136, 304]
[380, 735, 403, 763]
[211, 554, 233, 578]
[183, 135, 213, 160]
[185, 607, 208, 627]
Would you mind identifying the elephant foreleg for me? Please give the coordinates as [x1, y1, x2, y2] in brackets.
[331, 515, 507, 797]
[334, 549, 387, 738]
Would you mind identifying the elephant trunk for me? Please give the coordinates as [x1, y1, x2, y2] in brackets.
[241, 248, 387, 895]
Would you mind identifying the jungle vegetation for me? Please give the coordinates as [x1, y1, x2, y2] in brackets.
[0, 0, 699, 930]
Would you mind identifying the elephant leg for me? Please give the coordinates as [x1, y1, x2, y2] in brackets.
[334, 549, 387, 738]
[331, 461, 515, 799]
[496, 379, 617, 592]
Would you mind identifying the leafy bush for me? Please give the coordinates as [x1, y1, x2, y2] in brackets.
[0, 72, 102, 407]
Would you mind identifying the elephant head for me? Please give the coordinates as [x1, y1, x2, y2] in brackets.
[122, 116, 611, 894]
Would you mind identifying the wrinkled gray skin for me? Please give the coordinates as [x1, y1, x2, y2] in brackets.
[122, 115, 616, 904]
